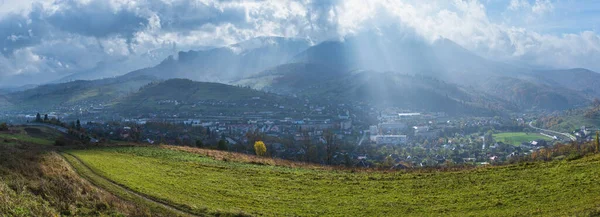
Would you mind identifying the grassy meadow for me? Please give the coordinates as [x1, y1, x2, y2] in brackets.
[68, 146, 600, 216]
[493, 132, 549, 146]
[0, 126, 182, 216]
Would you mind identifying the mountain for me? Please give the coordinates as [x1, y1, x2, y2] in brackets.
[122, 37, 312, 82]
[113, 79, 295, 115]
[481, 76, 589, 111]
[531, 68, 600, 97]
[237, 63, 509, 115]
[1, 75, 157, 110]
[235, 63, 345, 94]
[289, 29, 527, 86]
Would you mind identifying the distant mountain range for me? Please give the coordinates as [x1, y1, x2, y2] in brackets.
[2, 31, 600, 114]
[122, 37, 312, 82]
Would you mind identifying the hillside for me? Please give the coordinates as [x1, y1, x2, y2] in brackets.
[114, 79, 292, 114]
[237, 64, 510, 115]
[2, 75, 157, 110]
[481, 76, 589, 111]
[532, 68, 600, 98]
[0, 126, 178, 216]
[64, 145, 600, 216]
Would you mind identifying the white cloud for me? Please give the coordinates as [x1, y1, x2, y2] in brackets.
[0, 0, 599, 86]
[508, 0, 530, 11]
[532, 0, 554, 15]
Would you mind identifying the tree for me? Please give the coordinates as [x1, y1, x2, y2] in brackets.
[35, 113, 42, 122]
[594, 131, 600, 153]
[344, 153, 353, 167]
[254, 141, 267, 156]
[0, 122, 8, 131]
[301, 130, 313, 162]
[196, 140, 204, 148]
[217, 139, 228, 151]
[383, 155, 395, 168]
[324, 130, 339, 165]
[76, 119, 81, 131]
[44, 114, 49, 122]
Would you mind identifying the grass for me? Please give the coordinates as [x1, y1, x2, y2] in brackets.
[60, 153, 185, 216]
[493, 132, 549, 146]
[0, 127, 58, 146]
[68, 146, 600, 216]
[0, 127, 178, 216]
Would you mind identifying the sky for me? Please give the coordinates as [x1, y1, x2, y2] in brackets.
[0, 0, 599, 86]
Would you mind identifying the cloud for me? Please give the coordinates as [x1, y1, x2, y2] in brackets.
[46, 0, 148, 39]
[508, 0, 530, 11]
[0, 0, 599, 87]
[532, 0, 554, 15]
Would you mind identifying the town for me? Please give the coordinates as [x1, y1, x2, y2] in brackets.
[0, 96, 578, 168]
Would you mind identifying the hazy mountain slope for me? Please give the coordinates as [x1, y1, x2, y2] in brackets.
[482, 76, 589, 111]
[113, 79, 294, 114]
[235, 63, 344, 93]
[289, 30, 526, 86]
[122, 37, 311, 82]
[531, 68, 600, 97]
[3, 75, 157, 110]
[238, 64, 508, 115]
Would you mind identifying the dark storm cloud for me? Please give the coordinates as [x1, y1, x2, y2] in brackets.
[146, 0, 248, 31]
[46, 0, 148, 38]
[0, 4, 48, 55]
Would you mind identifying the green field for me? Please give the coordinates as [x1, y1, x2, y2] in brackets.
[493, 132, 549, 146]
[0, 127, 59, 146]
[67, 146, 600, 216]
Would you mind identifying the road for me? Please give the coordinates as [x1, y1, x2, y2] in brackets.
[528, 121, 576, 141]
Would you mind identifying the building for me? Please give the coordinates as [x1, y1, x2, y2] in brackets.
[341, 120, 352, 130]
[379, 122, 407, 133]
[375, 135, 408, 145]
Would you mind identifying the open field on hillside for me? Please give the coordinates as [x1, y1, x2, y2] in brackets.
[0, 126, 60, 146]
[0, 126, 184, 216]
[493, 132, 549, 146]
[67, 146, 600, 216]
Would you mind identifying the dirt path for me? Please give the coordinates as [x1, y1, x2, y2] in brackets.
[59, 152, 200, 217]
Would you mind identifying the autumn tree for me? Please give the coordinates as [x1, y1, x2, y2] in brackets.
[254, 141, 267, 156]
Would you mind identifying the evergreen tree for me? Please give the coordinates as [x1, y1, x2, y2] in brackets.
[76, 119, 81, 131]
[35, 113, 41, 122]
[43, 114, 49, 122]
[594, 131, 600, 153]
[196, 139, 204, 148]
[217, 139, 228, 151]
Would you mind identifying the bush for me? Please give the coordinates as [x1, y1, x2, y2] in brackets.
[254, 141, 267, 157]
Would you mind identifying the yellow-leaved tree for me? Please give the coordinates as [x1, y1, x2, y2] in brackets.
[254, 141, 267, 156]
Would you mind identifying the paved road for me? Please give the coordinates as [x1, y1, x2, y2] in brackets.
[529, 121, 576, 141]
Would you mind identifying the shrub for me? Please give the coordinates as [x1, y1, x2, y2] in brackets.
[254, 141, 267, 157]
